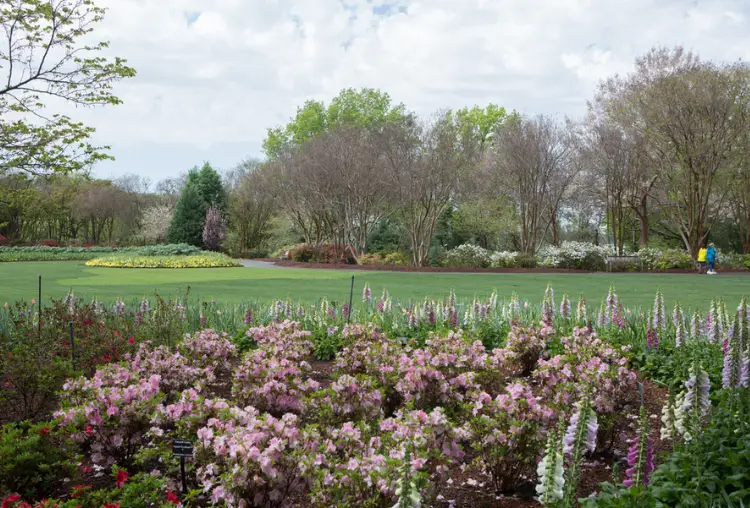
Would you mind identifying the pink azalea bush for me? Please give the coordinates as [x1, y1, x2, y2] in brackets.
[232, 349, 320, 415]
[181, 328, 237, 373]
[245, 320, 314, 361]
[129, 342, 212, 396]
[304, 374, 384, 424]
[534, 326, 637, 414]
[55, 374, 163, 467]
[43, 318, 643, 504]
[194, 408, 306, 508]
[466, 381, 554, 493]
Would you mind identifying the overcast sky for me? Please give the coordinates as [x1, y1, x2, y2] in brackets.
[74, 0, 750, 183]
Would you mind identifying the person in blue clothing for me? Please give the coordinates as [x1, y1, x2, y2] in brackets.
[706, 243, 717, 275]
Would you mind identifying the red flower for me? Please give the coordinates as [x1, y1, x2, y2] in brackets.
[80, 465, 93, 474]
[115, 469, 129, 488]
[18, 503, 31, 508]
[2, 494, 22, 508]
[71, 485, 89, 499]
[127, 337, 135, 345]
[39, 426, 50, 437]
[103, 504, 120, 508]
[166, 490, 179, 504]
[84, 426, 93, 436]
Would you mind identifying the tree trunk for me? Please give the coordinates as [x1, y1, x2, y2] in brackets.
[635, 195, 649, 247]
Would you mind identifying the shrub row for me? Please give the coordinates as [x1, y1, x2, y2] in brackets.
[0, 244, 202, 262]
[444, 242, 750, 271]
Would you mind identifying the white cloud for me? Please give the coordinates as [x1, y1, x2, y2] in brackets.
[55, 0, 750, 180]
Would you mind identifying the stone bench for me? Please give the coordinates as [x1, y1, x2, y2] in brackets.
[605, 255, 641, 272]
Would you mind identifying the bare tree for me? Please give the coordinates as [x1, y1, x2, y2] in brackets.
[72, 180, 130, 243]
[488, 115, 579, 255]
[229, 162, 276, 252]
[381, 113, 474, 266]
[592, 46, 750, 256]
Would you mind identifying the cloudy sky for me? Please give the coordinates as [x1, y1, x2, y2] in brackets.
[72, 0, 750, 183]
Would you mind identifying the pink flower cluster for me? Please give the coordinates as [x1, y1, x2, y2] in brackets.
[129, 342, 212, 395]
[304, 374, 384, 424]
[232, 349, 320, 415]
[55, 373, 163, 467]
[246, 320, 315, 360]
[195, 409, 306, 508]
[181, 328, 237, 373]
[534, 327, 637, 414]
[466, 381, 554, 493]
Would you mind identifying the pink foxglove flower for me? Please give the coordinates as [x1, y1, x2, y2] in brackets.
[624, 406, 654, 488]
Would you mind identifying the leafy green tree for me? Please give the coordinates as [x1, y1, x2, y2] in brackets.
[262, 88, 409, 158]
[166, 182, 205, 246]
[195, 162, 227, 212]
[0, 0, 136, 176]
[453, 104, 510, 153]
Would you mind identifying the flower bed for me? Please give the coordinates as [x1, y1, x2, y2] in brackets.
[0, 290, 746, 506]
[85, 253, 240, 268]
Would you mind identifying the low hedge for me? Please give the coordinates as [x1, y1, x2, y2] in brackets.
[0, 244, 201, 262]
[85, 253, 240, 268]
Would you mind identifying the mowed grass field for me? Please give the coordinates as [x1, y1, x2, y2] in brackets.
[1, 261, 748, 310]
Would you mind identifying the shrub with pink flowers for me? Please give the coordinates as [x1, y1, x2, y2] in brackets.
[232, 349, 320, 415]
[535, 326, 638, 414]
[180, 328, 237, 373]
[304, 374, 384, 424]
[466, 381, 554, 493]
[245, 321, 314, 361]
[129, 343, 212, 396]
[54, 374, 163, 467]
[194, 409, 306, 508]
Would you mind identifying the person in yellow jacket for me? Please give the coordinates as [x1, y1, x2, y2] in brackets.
[697, 246, 707, 274]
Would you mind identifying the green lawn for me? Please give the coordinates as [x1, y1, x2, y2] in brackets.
[1, 261, 748, 311]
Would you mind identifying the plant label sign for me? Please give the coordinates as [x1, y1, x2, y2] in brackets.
[172, 439, 194, 458]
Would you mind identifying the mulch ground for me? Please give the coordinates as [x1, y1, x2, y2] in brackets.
[256, 259, 747, 275]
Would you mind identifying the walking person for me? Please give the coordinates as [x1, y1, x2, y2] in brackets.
[706, 243, 717, 275]
[697, 245, 707, 274]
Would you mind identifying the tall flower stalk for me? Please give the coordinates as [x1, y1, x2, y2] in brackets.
[562, 398, 597, 505]
[560, 294, 571, 319]
[536, 428, 564, 505]
[576, 295, 587, 323]
[623, 405, 654, 488]
[652, 289, 665, 331]
[681, 359, 711, 441]
[723, 314, 742, 389]
[660, 390, 679, 441]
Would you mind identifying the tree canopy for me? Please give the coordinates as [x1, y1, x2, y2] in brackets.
[0, 0, 135, 176]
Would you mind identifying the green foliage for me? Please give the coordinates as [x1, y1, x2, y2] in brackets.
[451, 199, 517, 250]
[585, 390, 750, 507]
[0, 244, 201, 262]
[195, 162, 227, 213]
[167, 183, 205, 246]
[0, 327, 77, 422]
[0, 0, 136, 176]
[452, 104, 509, 151]
[53, 469, 183, 508]
[262, 88, 409, 158]
[167, 163, 227, 247]
[0, 421, 78, 499]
